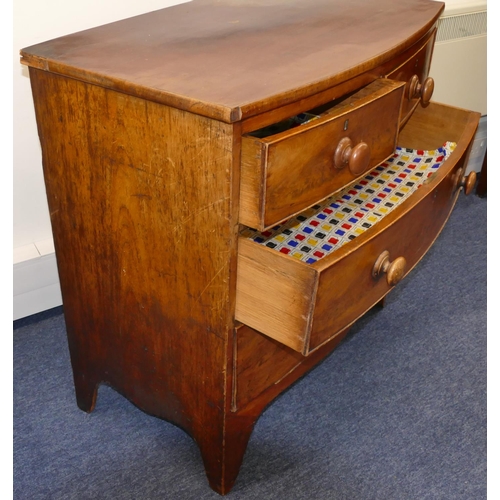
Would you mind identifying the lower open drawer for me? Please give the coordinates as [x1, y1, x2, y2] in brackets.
[235, 102, 480, 355]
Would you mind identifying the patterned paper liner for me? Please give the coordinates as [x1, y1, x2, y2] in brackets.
[241, 142, 457, 265]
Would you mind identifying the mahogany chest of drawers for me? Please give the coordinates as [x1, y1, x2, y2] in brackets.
[21, 0, 479, 494]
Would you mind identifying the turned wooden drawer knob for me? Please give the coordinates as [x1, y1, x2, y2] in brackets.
[372, 250, 406, 287]
[454, 167, 477, 195]
[334, 137, 371, 175]
[408, 75, 434, 106]
[461, 170, 477, 195]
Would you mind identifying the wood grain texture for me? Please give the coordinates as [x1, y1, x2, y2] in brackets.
[239, 137, 265, 229]
[29, 68, 241, 494]
[235, 238, 317, 353]
[239, 25, 439, 135]
[20, 2, 479, 494]
[233, 324, 303, 410]
[239, 79, 405, 230]
[397, 101, 480, 149]
[20, 0, 443, 122]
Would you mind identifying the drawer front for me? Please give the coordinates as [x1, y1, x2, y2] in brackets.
[308, 165, 458, 351]
[232, 323, 350, 411]
[386, 29, 436, 124]
[239, 79, 405, 231]
[236, 103, 479, 355]
[233, 324, 303, 410]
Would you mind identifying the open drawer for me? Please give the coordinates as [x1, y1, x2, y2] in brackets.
[235, 102, 480, 355]
[239, 79, 405, 231]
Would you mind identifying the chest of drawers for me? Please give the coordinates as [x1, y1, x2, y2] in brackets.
[20, 0, 480, 494]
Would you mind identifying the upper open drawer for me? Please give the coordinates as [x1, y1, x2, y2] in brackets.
[239, 79, 405, 231]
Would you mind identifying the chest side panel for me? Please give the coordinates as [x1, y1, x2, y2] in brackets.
[29, 67, 238, 431]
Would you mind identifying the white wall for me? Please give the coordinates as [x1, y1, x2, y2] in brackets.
[13, 0, 190, 320]
[435, 0, 484, 15]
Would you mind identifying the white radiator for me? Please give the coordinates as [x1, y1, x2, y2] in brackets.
[429, 0, 487, 173]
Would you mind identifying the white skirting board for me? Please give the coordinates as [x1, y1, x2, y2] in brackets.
[13, 239, 62, 321]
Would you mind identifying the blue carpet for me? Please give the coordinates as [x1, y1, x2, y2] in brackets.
[14, 193, 487, 499]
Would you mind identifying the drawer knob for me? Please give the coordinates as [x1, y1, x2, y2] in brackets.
[454, 168, 477, 195]
[334, 137, 371, 175]
[372, 250, 406, 287]
[462, 170, 477, 195]
[408, 75, 434, 106]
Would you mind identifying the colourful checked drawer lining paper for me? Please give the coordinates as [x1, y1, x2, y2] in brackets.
[241, 142, 457, 264]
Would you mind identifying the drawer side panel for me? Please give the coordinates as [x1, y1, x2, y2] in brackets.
[28, 68, 237, 447]
[235, 238, 318, 353]
[239, 138, 266, 228]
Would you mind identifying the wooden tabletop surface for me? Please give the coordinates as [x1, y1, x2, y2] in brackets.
[20, 0, 443, 122]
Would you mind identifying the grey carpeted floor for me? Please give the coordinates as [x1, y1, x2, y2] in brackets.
[14, 192, 487, 500]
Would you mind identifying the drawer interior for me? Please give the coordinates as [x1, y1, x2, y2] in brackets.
[240, 101, 478, 265]
[240, 141, 456, 265]
[398, 101, 478, 149]
[247, 83, 385, 139]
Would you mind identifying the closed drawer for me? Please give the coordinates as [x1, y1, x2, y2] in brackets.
[239, 79, 405, 231]
[235, 102, 480, 355]
[386, 29, 437, 125]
